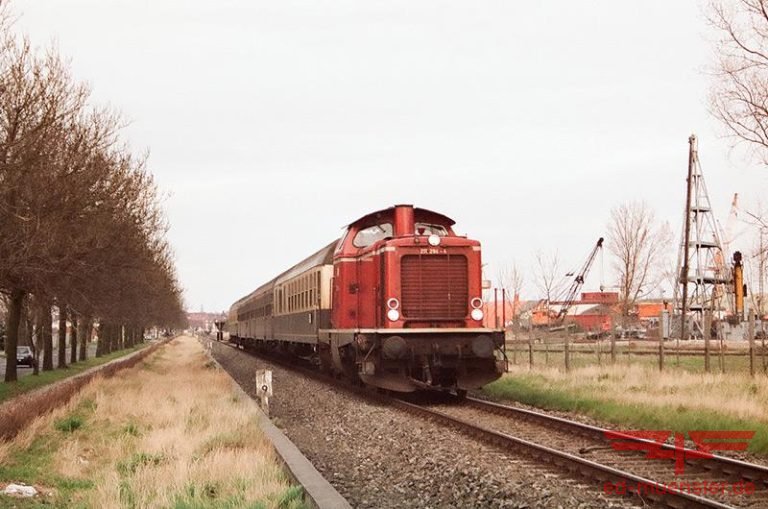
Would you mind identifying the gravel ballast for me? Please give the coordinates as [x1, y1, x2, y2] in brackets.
[210, 340, 648, 509]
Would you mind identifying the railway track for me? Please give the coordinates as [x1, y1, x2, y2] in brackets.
[396, 397, 768, 509]
[211, 338, 768, 509]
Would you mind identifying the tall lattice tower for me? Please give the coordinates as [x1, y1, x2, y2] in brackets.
[673, 135, 732, 340]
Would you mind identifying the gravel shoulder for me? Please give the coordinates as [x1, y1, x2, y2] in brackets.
[210, 340, 649, 509]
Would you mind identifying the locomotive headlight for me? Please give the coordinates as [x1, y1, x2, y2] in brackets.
[428, 234, 441, 246]
[387, 298, 400, 310]
[471, 308, 484, 321]
[470, 297, 483, 309]
[387, 308, 400, 321]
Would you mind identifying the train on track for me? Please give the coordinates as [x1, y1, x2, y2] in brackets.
[227, 204, 505, 394]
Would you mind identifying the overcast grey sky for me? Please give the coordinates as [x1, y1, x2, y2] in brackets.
[13, 1, 768, 312]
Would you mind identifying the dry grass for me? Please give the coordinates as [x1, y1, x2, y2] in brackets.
[0, 343, 156, 440]
[0, 336, 303, 508]
[486, 362, 768, 454]
[504, 363, 768, 422]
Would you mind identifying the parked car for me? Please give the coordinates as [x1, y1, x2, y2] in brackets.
[16, 346, 35, 368]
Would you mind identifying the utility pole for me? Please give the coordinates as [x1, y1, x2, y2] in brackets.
[679, 135, 695, 342]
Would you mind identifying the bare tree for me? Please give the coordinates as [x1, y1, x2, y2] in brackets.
[608, 202, 672, 324]
[533, 250, 567, 325]
[498, 262, 524, 301]
[497, 261, 524, 327]
[709, 0, 768, 163]
[499, 260, 523, 291]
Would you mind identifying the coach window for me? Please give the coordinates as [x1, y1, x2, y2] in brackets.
[353, 222, 393, 248]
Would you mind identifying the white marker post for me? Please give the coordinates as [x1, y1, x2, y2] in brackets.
[255, 369, 273, 416]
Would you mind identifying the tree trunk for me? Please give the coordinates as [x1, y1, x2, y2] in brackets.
[108, 324, 116, 353]
[41, 301, 54, 371]
[78, 317, 89, 361]
[58, 305, 67, 369]
[69, 313, 78, 364]
[109, 324, 123, 352]
[3, 289, 25, 382]
[95, 321, 105, 358]
[31, 305, 40, 376]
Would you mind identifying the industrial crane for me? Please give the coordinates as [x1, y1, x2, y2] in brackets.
[555, 237, 604, 322]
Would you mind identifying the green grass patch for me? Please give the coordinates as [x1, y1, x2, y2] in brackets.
[0, 343, 148, 404]
[199, 431, 248, 456]
[117, 452, 167, 476]
[122, 421, 141, 437]
[54, 414, 84, 433]
[483, 374, 768, 455]
[170, 482, 307, 509]
[0, 397, 99, 506]
[0, 432, 95, 507]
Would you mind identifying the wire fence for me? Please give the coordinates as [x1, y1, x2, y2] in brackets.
[505, 331, 768, 376]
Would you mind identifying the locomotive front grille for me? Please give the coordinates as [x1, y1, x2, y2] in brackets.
[401, 254, 468, 320]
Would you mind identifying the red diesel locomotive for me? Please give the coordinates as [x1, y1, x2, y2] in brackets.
[227, 205, 505, 393]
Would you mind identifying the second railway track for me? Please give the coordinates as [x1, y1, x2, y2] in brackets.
[398, 396, 768, 509]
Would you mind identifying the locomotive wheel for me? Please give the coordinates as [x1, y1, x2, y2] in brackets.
[318, 344, 333, 373]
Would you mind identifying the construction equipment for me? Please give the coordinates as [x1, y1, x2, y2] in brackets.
[733, 251, 745, 320]
[556, 237, 604, 322]
[674, 135, 732, 340]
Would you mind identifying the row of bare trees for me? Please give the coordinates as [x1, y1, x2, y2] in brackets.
[0, 11, 185, 381]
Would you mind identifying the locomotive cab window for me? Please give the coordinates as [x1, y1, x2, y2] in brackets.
[415, 223, 449, 236]
[353, 222, 393, 248]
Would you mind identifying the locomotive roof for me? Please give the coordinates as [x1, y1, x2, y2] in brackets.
[347, 205, 455, 228]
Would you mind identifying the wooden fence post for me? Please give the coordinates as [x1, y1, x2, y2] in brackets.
[719, 337, 726, 374]
[704, 312, 711, 374]
[596, 338, 602, 366]
[610, 335, 616, 364]
[564, 337, 570, 372]
[528, 335, 534, 369]
[658, 339, 664, 372]
[749, 314, 756, 377]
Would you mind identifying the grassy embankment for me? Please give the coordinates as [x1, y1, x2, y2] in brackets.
[0, 344, 148, 404]
[0, 335, 304, 509]
[485, 363, 768, 455]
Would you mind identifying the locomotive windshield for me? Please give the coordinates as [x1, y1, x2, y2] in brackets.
[353, 222, 393, 248]
[415, 223, 448, 236]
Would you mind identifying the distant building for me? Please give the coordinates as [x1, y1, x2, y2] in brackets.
[186, 312, 225, 332]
